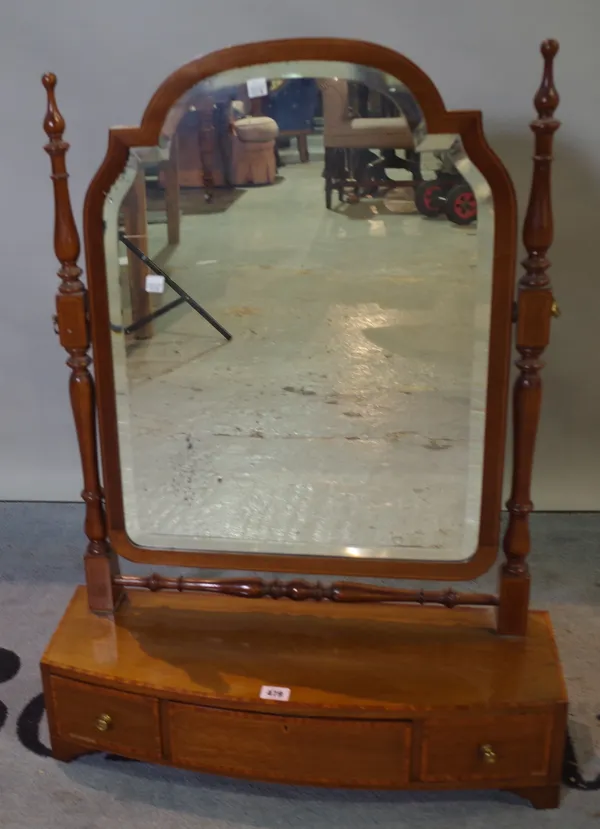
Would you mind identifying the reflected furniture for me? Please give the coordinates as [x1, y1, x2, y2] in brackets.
[41, 37, 566, 809]
[161, 92, 226, 189]
[161, 85, 279, 190]
[119, 144, 181, 339]
[263, 77, 320, 162]
[230, 114, 279, 186]
[121, 168, 153, 338]
[319, 77, 421, 208]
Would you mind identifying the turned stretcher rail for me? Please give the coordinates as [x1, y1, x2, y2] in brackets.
[113, 574, 499, 607]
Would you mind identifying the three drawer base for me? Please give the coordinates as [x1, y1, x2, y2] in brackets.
[41, 587, 567, 809]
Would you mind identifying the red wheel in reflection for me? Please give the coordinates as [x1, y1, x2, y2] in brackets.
[446, 183, 477, 225]
[415, 181, 443, 217]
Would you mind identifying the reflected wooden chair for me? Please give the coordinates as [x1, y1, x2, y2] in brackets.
[318, 78, 421, 208]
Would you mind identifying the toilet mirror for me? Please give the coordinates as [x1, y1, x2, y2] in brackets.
[90, 44, 514, 575]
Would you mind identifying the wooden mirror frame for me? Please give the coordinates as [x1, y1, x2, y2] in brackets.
[44, 38, 560, 636]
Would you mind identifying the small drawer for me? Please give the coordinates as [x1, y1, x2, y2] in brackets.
[166, 702, 411, 787]
[419, 711, 553, 782]
[49, 675, 161, 761]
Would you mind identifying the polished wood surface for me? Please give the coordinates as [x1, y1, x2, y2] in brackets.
[80, 38, 517, 581]
[166, 703, 411, 786]
[114, 574, 498, 607]
[42, 74, 122, 613]
[44, 588, 566, 714]
[499, 40, 561, 635]
[41, 587, 566, 805]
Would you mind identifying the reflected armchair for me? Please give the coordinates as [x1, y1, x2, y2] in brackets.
[160, 85, 279, 193]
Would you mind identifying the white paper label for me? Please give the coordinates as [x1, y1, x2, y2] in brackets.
[259, 685, 291, 702]
[247, 77, 268, 99]
[145, 275, 165, 293]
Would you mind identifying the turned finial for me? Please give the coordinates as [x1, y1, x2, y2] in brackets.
[534, 39, 560, 121]
[520, 39, 561, 285]
[42, 72, 81, 279]
[42, 72, 66, 141]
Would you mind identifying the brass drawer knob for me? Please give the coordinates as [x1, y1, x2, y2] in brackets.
[95, 713, 112, 732]
[551, 300, 561, 318]
[480, 743, 497, 764]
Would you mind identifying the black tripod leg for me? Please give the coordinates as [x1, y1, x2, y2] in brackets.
[118, 232, 232, 341]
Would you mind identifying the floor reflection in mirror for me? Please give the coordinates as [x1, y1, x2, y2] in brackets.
[111, 135, 491, 560]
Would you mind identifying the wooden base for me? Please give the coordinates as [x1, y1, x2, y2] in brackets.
[41, 587, 567, 808]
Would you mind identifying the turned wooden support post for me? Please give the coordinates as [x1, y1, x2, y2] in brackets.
[498, 40, 561, 635]
[42, 73, 123, 614]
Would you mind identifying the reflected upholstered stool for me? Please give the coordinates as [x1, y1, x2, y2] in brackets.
[230, 116, 279, 186]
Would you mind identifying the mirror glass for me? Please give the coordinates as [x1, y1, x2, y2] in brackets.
[103, 59, 493, 561]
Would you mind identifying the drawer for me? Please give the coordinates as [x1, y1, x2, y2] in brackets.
[165, 702, 411, 787]
[419, 711, 553, 782]
[49, 675, 161, 761]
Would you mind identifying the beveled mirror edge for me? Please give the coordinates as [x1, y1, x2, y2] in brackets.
[81, 37, 517, 583]
[109, 528, 500, 580]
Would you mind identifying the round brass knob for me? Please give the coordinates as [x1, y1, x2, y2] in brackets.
[480, 743, 497, 764]
[95, 713, 112, 732]
[551, 300, 561, 318]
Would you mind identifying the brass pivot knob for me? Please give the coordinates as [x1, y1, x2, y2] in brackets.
[95, 713, 112, 732]
[480, 743, 497, 764]
[551, 300, 561, 318]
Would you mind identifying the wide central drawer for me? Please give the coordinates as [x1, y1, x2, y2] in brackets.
[165, 702, 411, 787]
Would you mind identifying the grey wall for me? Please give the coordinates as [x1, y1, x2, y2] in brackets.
[2, 0, 599, 507]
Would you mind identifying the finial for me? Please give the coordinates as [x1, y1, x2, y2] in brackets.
[534, 39, 560, 120]
[42, 71, 80, 270]
[541, 38, 559, 59]
[42, 72, 65, 140]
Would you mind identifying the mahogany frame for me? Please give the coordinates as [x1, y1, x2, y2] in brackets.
[43, 39, 560, 634]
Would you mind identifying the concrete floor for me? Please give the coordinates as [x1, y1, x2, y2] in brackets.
[109, 138, 494, 560]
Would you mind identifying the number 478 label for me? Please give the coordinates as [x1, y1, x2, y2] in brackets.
[259, 685, 291, 702]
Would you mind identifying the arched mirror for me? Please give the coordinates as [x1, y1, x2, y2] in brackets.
[95, 47, 513, 575]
